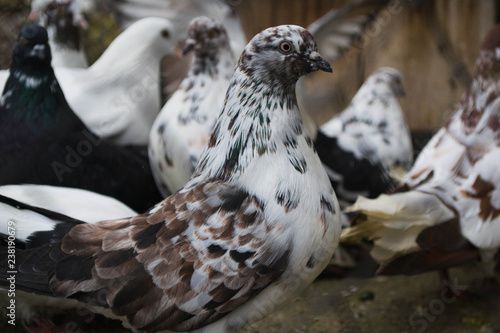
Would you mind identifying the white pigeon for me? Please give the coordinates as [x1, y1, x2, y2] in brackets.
[314, 67, 413, 208]
[0, 185, 136, 222]
[104, 0, 247, 115]
[0, 17, 176, 146]
[342, 24, 500, 286]
[107, 0, 247, 57]
[29, 0, 89, 68]
[0, 24, 340, 332]
[149, 16, 235, 197]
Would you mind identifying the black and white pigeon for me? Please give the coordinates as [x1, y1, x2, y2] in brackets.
[0, 24, 340, 332]
[298, 0, 396, 135]
[0, 17, 176, 146]
[342, 24, 500, 287]
[0, 24, 162, 213]
[314, 67, 413, 208]
[149, 16, 235, 197]
[29, 0, 90, 68]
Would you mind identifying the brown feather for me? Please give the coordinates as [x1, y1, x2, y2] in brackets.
[46, 180, 292, 331]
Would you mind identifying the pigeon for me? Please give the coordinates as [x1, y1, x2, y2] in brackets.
[99, 0, 246, 105]
[29, 0, 89, 68]
[149, 16, 235, 197]
[0, 23, 162, 213]
[315, 67, 413, 208]
[0, 185, 136, 221]
[342, 24, 500, 287]
[0, 24, 340, 332]
[106, 0, 247, 57]
[298, 0, 396, 137]
[147, 5, 391, 198]
[0, 17, 177, 146]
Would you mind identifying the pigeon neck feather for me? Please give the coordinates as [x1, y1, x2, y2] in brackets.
[195, 67, 308, 183]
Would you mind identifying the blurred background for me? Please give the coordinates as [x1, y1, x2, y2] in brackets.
[1, 0, 498, 144]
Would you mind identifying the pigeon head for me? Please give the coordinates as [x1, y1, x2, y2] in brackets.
[475, 24, 500, 79]
[38, 0, 84, 51]
[195, 25, 331, 181]
[183, 16, 230, 58]
[480, 24, 500, 53]
[11, 24, 52, 68]
[238, 25, 331, 86]
[372, 67, 405, 98]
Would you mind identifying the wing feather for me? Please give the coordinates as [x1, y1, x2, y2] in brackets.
[307, 0, 392, 63]
[43, 180, 291, 331]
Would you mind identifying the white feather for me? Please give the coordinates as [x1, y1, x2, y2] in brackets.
[0, 17, 177, 146]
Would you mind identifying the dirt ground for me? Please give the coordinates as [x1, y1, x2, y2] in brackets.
[241, 265, 500, 333]
[1, 263, 499, 333]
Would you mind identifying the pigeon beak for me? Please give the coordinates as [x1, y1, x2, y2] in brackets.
[182, 38, 196, 56]
[74, 14, 89, 30]
[309, 51, 332, 73]
[396, 86, 406, 98]
[27, 11, 40, 22]
[29, 44, 47, 60]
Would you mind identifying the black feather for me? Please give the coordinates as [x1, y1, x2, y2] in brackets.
[0, 24, 162, 212]
[314, 130, 395, 204]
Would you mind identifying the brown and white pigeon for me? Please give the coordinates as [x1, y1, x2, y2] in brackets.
[0, 24, 340, 332]
[342, 24, 500, 286]
[149, 16, 235, 197]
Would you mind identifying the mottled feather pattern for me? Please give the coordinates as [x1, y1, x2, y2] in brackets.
[24, 180, 289, 331]
[344, 28, 500, 276]
[149, 17, 235, 197]
[0, 24, 340, 332]
[317, 67, 412, 207]
[402, 47, 500, 228]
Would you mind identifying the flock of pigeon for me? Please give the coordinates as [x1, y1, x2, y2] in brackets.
[0, 0, 498, 332]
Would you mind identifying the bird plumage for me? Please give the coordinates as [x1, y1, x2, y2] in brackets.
[315, 67, 413, 208]
[0, 184, 136, 222]
[0, 24, 340, 333]
[0, 17, 176, 146]
[30, 0, 89, 68]
[342, 24, 500, 278]
[149, 16, 235, 197]
[103, 0, 247, 105]
[0, 23, 162, 212]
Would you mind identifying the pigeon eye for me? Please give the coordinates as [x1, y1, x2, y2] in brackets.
[208, 28, 218, 39]
[161, 29, 170, 38]
[279, 41, 292, 54]
[19, 37, 27, 46]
